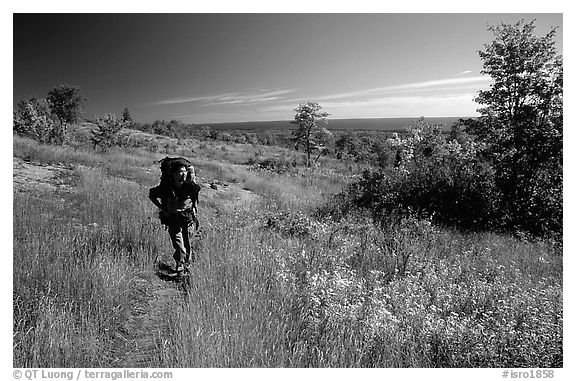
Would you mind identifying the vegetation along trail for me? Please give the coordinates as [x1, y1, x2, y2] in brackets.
[13, 134, 562, 367]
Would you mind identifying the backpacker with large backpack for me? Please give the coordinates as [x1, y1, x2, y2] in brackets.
[151, 156, 200, 228]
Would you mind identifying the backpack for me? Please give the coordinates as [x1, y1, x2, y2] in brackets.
[158, 156, 196, 187]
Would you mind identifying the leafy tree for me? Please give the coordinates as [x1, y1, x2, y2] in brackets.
[475, 20, 562, 127]
[13, 98, 61, 144]
[47, 84, 85, 133]
[90, 113, 125, 149]
[472, 19, 562, 236]
[291, 102, 332, 166]
[121, 107, 133, 124]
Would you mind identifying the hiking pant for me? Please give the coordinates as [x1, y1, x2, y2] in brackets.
[168, 223, 193, 266]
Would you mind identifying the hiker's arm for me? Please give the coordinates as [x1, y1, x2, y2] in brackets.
[148, 188, 163, 209]
[149, 196, 162, 209]
[191, 183, 201, 213]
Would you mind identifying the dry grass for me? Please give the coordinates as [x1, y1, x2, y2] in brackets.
[13, 134, 562, 367]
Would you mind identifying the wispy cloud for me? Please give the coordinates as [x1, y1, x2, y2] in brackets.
[457, 70, 474, 76]
[317, 76, 491, 101]
[153, 89, 295, 106]
[320, 93, 474, 110]
[322, 93, 481, 118]
[159, 77, 490, 123]
[258, 92, 481, 120]
[176, 92, 481, 123]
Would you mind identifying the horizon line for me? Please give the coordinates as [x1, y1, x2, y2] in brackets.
[187, 115, 477, 125]
[81, 114, 477, 125]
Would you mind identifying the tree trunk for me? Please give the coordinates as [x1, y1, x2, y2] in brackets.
[313, 150, 323, 166]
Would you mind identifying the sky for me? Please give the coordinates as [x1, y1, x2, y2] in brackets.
[13, 12, 563, 124]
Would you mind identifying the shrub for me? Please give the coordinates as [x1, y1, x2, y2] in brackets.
[335, 119, 500, 232]
[247, 156, 297, 175]
[333, 109, 560, 238]
[90, 114, 125, 150]
[13, 98, 63, 144]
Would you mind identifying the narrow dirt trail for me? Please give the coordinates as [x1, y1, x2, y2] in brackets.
[112, 180, 261, 367]
[110, 269, 185, 367]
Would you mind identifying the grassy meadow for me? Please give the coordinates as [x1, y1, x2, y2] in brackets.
[12, 129, 562, 368]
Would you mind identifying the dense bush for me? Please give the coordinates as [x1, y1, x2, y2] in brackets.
[13, 98, 63, 144]
[333, 116, 560, 238]
[90, 113, 125, 150]
[337, 119, 500, 232]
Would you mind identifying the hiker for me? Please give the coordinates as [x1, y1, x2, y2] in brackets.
[149, 157, 201, 272]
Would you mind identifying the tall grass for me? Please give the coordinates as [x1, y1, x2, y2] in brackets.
[151, 198, 562, 367]
[13, 164, 163, 366]
[13, 135, 562, 367]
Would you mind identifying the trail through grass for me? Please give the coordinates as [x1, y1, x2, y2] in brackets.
[13, 136, 562, 368]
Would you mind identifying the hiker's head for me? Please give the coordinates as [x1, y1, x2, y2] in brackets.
[172, 165, 188, 185]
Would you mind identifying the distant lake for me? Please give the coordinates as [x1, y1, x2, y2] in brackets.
[203, 117, 465, 132]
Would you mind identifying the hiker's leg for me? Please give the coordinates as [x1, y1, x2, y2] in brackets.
[182, 223, 191, 264]
[188, 216, 199, 263]
[168, 224, 186, 267]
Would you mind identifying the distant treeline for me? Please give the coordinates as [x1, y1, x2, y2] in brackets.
[128, 117, 461, 167]
[202, 117, 463, 131]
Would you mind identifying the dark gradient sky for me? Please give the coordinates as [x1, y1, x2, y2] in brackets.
[13, 13, 563, 123]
